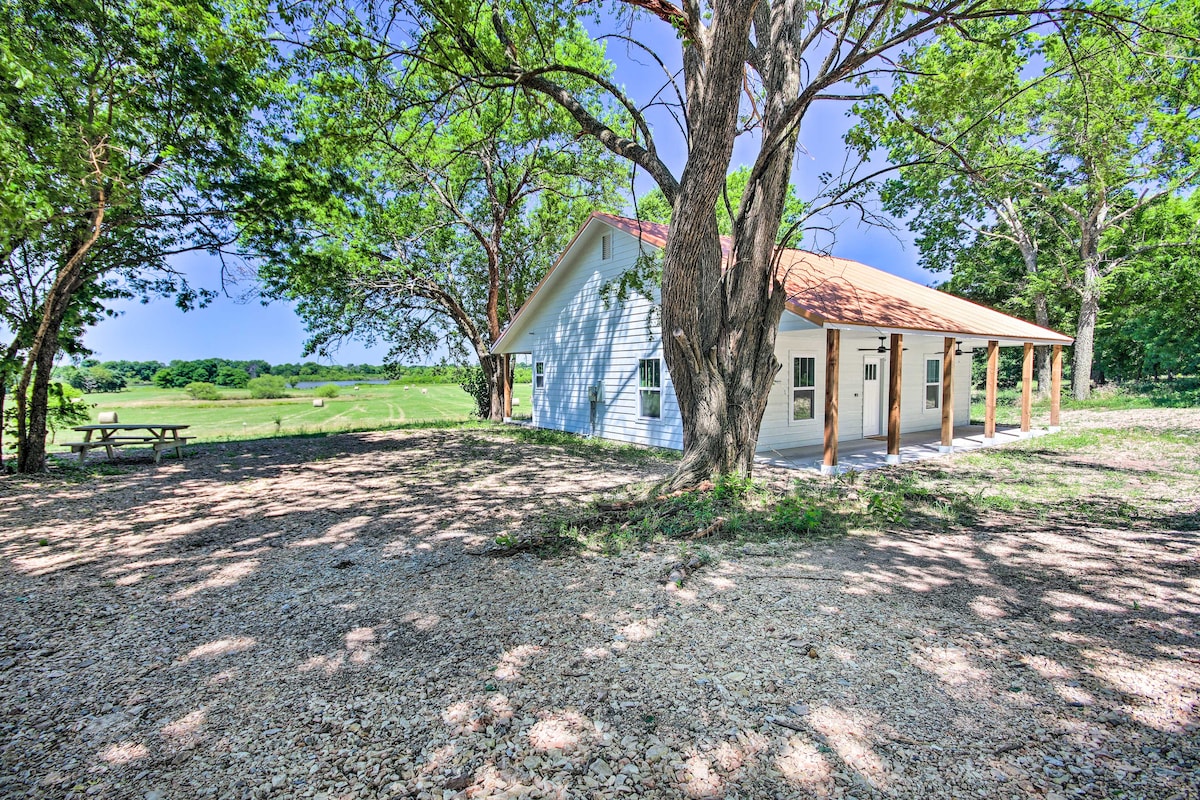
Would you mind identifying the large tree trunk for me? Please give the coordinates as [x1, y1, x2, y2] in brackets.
[1073, 262, 1101, 400]
[659, 1, 798, 489]
[0, 340, 19, 470]
[15, 214, 102, 473]
[1005, 202, 1051, 397]
[16, 330, 65, 473]
[1033, 294, 1052, 398]
[483, 352, 505, 423]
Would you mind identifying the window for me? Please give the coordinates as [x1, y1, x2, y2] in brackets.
[534, 361, 545, 390]
[925, 358, 941, 410]
[638, 359, 661, 418]
[864, 362, 878, 382]
[792, 356, 816, 421]
[601, 233, 613, 260]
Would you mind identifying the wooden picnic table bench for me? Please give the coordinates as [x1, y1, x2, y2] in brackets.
[64, 424, 192, 464]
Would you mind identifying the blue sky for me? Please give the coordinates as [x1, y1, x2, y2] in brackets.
[82, 13, 935, 367]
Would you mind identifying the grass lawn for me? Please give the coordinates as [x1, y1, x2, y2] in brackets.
[53, 381, 533, 448]
[970, 376, 1200, 426]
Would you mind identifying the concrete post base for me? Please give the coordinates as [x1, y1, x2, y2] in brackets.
[938, 445, 954, 454]
[885, 454, 901, 466]
[820, 464, 838, 476]
[982, 437, 996, 446]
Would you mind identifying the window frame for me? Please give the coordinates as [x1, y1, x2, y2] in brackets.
[788, 351, 818, 425]
[534, 361, 545, 390]
[637, 357, 662, 419]
[924, 356, 941, 412]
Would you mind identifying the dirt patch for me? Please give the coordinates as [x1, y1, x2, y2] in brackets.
[1, 414, 1198, 799]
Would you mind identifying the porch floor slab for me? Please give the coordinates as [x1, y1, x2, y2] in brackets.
[756, 424, 1052, 473]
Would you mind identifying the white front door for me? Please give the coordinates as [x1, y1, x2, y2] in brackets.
[862, 359, 882, 437]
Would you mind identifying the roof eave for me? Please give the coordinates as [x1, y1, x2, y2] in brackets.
[821, 320, 1074, 346]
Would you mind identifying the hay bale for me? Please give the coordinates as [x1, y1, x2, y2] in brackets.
[98, 411, 119, 424]
[512, 397, 520, 407]
[312, 399, 324, 407]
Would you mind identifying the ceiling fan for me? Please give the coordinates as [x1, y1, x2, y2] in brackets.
[857, 336, 907, 353]
[954, 340, 976, 356]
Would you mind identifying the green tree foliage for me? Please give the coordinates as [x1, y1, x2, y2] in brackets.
[854, 5, 1200, 398]
[58, 365, 127, 393]
[100, 360, 165, 382]
[634, 167, 807, 244]
[215, 366, 251, 389]
[1095, 193, 1200, 380]
[378, 0, 1160, 486]
[243, 14, 623, 422]
[2, 382, 90, 456]
[147, 358, 387, 387]
[0, 0, 276, 471]
[458, 366, 492, 419]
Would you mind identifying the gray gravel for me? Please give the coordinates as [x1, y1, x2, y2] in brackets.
[1, 417, 1198, 799]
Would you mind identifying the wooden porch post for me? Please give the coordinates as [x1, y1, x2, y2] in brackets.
[984, 340, 999, 444]
[886, 333, 903, 465]
[1021, 342, 1034, 435]
[822, 329, 840, 475]
[503, 354, 513, 419]
[939, 336, 955, 453]
[1050, 345, 1063, 431]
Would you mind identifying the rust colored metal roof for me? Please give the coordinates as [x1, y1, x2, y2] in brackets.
[594, 213, 1072, 344]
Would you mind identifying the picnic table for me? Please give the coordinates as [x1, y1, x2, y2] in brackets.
[65, 424, 193, 464]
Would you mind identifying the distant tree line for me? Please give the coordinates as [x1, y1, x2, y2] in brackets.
[50, 359, 531, 393]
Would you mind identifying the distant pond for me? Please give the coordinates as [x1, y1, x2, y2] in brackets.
[291, 379, 391, 389]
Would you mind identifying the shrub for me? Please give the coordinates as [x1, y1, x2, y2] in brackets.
[313, 384, 339, 398]
[184, 381, 222, 401]
[3, 383, 91, 452]
[459, 366, 492, 418]
[247, 375, 288, 399]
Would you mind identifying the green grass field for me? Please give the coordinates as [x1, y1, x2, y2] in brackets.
[970, 376, 1200, 425]
[52, 382, 533, 449]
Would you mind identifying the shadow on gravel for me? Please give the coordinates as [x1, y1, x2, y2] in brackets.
[2, 423, 1198, 799]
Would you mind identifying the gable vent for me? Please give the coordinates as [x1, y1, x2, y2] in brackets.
[601, 232, 612, 260]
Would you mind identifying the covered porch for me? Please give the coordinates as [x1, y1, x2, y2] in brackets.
[759, 422, 1050, 473]
[814, 331, 1066, 475]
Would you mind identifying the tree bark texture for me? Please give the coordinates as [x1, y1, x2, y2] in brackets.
[1007, 203, 1051, 397]
[658, 0, 801, 489]
[1073, 262, 1101, 400]
[0, 340, 18, 470]
[15, 209, 103, 472]
[16, 262, 91, 473]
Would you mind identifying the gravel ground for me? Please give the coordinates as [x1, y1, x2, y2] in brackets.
[1, 412, 1198, 800]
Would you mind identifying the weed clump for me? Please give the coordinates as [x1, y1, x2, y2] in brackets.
[551, 474, 848, 555]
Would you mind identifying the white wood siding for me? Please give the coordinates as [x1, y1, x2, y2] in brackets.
[526, 225, 683, 449]
[516, 219, 974, 453]
[756, 330, 972, 453]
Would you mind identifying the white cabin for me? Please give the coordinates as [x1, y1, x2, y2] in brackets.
[492, 213, 1073, 471]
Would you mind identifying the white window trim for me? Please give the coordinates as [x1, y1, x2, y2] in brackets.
[924, 356, 941, 413]
[534, 361, 545, 390]
[788, 350, 820, 426]
[637, 357, 662, 420]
